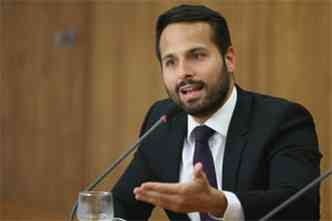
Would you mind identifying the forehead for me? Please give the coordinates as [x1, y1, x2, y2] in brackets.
[159, 22, 216, 59]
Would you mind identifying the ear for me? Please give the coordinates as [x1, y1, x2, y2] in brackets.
[224, 46, 236, 72]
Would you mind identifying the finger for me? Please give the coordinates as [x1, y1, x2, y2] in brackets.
[135, 188, 204, 213]
[133, 186, 144, 195]
[139, 182, 183, 195]
[134, 188, 179, 210]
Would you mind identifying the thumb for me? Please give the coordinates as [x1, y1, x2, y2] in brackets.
[193, 162, 208, 182]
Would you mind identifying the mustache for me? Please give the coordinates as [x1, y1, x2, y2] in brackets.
[176, 79, 205, 93]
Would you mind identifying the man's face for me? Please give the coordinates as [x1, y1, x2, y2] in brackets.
[159, 22, 234, 121]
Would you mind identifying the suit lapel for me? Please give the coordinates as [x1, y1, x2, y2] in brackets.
[158, 111, 190, 221]
[160, 111, 187, 183]
[223, 86, 252, 191]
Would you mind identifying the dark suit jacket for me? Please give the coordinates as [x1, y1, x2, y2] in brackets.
[113, 86, 321, 221]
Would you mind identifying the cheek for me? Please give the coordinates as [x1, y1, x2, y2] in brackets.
[199, 67, 220, 84]
[206, 62, 224, 81]
[162, 72, 176, 90]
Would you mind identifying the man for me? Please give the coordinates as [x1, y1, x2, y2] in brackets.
[113, 4, 321, 221]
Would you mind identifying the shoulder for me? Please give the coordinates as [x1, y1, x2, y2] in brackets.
[237, 88, 319, 154]
[240, 88, 314, 121]
[140, 98, 181, 134]
[143, 99, 177, 121]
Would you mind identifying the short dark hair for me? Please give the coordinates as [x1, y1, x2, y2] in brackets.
[155, 4, 232, 62]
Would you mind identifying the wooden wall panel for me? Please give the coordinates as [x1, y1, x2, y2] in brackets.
[0, 1, 5, 220]
[1, 2, 93, 220]
[1, 1, 331, 221]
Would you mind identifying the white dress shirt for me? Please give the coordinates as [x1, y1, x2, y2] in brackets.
[179, 86, 245, 221]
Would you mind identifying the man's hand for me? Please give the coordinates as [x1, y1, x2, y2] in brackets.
[133, 163, 228, 217]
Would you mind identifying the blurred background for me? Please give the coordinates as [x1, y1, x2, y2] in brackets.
[1, 0, 331, 220]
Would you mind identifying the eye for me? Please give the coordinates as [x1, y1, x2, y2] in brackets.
[164, 59, 175, 68]
[192, 52, 206, 60]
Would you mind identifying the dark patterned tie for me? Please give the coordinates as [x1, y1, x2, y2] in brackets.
[193, 125, 218, 221]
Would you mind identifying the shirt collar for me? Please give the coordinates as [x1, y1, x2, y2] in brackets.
[187, 86, 238, 141]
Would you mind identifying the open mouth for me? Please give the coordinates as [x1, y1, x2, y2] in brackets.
[180, 84, 203, 94]
[179, 83, 204, 101]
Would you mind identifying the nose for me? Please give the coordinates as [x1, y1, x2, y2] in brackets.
[177, 59, 193, 79]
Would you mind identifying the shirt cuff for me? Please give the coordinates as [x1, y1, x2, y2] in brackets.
[209, 191, 245, 221]
[223, 191, 245, 221]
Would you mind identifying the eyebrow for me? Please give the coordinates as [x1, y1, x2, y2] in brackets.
[189, 47, 207, 54]
[161, 47, 207, 61]
[161, 54, 175, 62]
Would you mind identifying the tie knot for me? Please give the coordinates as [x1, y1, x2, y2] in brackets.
[193, 125, 215, 143]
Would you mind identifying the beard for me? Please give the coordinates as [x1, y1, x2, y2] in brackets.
[165, 65, 231, 118]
